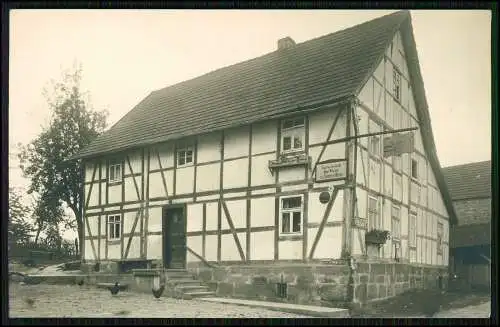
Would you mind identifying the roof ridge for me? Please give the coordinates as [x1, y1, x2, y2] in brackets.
[152, 10, 409, 94]
[443, 160, 491, 169]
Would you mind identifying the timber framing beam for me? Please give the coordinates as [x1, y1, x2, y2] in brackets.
[308, 187, 339, 259]
[221, 200, 246, 261]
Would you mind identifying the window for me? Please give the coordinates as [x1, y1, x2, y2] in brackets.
[393, 68, 401, 102]
[437, 222, 444, 255]
[368, 196, 381, 230]
[391, 206, 401, 240]
[370, 136, 380, 157]
[281, 117, 305, 153]
[280, 196, 303, 234]
[108, 215, 121, 240]
[409, 212, 417, 248]
[411, 159, 418, 179]
[177, 146, 194, 166]
[109, 161, 122, 183]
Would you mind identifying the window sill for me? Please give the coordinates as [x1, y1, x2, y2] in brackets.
[177, 163, 194, 168]
[279, 234, 303, 241]
[108, 181, 122, 186]
[107, 239, 121, 245]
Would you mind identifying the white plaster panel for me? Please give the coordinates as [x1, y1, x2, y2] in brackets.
[251, 153, 275, 186]
[108, 184, 121, 204]
[250, 231, 275, 260]
[205, 201, 219, 231]
[84, 240, 95, 260]
[251, 121, 277, 155]
[205, 235, 218, 261]
[107, 243, 121, 260]
[308, 109, 335, 146]
[147, 235, 162, 260]
[187, 203, 203, 232]
[224, 127, 250, 159]
[196, 163, 220, 193]
[175, 166, 194, 195]
[358, 78, 374, 111]
[124, 177, 140, 202]
[250, 197, 275, 228]
[221, 233, 246, 261]
[186, 236, 203, 262]
[147, 207, 162, 233]
[223, 199, 246, 230]
[197, 132, 221, 164]
[278, 166, 305, 183]
[279, 240, 302, 260]
[223, 158, 248, 189]
[127, 237, 141, 259]
[314, 226, 342, 259]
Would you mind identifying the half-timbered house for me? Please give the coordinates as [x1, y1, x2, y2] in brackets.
[73, 10, 457, 304]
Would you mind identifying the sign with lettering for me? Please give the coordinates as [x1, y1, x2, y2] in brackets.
[352, 217, 368, 229]
[315, 160, 347, 182]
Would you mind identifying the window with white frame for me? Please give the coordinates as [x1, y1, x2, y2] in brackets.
[280, 196, 303, 234]
[370, 136, 380, 157]
[393, 68, 402, 102]
[409, 212, 417, 248]
[281, 117, 305, 153]
[108, 160, 122, 183]
[368, 196, 381, 230]
[108, 215, 121, 240]
[177, 145, 194, 167]
[437, 222, 444, 255]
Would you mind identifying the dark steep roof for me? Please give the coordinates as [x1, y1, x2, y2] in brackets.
[73, 10, 409, 159]
[443, 160, 491, 200]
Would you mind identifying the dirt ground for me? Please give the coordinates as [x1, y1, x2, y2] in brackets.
[8, 282, 313, 318]
[350, 288, 491, 318]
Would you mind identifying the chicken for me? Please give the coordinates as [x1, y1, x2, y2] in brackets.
[108, 282, 120, 295]
[24, 297, 35, 308]
[152, 285, 165, 299]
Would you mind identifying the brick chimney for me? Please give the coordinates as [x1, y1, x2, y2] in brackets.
[277, 36, 296, 50]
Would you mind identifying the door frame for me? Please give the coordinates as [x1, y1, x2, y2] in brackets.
[162, 203, 187, 269]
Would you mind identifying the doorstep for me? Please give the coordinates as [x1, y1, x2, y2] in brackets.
[198, 297, 349, 318]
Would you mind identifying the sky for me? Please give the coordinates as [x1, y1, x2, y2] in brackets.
[8, 10, 492, 239]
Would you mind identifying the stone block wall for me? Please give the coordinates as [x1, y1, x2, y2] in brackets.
[188, 262, 350, 307]
[352, 261, 448, 304]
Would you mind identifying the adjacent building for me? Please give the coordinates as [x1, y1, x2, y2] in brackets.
[73, 10, 457, 305]
[443, 160, 491, 291]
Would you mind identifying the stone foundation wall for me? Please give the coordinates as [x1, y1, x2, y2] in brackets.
[187, 262, 350, 307]
[352, 260, 448, 304]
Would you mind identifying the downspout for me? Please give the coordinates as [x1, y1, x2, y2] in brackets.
[346, 98, 359, 305]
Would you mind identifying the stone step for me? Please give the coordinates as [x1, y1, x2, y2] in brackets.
[167, 279, 202, 286]
[176, 285, 209, 292]
[165, 268, 188, 274]
[166, 273, 195, 280]
[181, 291, 216, 300]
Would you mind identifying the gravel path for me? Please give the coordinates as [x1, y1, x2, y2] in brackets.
[433, 301, 491, 318]
[8, 283, 313, 318]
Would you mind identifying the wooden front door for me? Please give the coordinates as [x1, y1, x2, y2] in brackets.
[162, 205, 187, 269]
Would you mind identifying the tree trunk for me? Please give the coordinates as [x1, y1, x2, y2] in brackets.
[77, 216, 83, 261]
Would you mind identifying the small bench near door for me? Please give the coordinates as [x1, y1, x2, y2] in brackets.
[117, 259, 154, 273]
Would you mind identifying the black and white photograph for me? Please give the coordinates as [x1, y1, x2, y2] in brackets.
[6, 8, 492, 319]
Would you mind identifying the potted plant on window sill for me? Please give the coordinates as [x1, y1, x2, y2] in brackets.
[365, 229, 390, 246]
